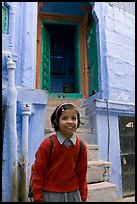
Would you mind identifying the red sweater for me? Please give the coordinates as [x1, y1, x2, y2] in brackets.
[33, 134, 88, 202]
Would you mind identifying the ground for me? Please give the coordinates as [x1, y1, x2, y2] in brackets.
[116, 196, 135, 202]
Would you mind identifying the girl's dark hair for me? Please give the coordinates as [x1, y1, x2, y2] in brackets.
[51, 103, 81, 132]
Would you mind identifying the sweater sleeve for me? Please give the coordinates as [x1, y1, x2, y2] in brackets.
[75, 143, 88, 202]
[32, 139, 51, 202]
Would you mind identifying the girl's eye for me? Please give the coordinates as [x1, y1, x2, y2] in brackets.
[61, 117, 77, 120]
[62, 117, 67, 120]
[72, 117, 77, 120]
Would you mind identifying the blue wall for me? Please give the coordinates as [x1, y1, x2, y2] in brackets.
[84, 2, 135, 198]
[39, 2, 89, 16]
[2, 2, 38, 88]
[2, 2, 47, 202]
[86, 99, 135, 197]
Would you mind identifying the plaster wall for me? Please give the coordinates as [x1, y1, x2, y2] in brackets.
[2, 88, 47, 202]
[2, 2, 38, 89]
[39, 2, 89, 16]
[85, 4, 135, 197]
[85, 2, 135, 105]
[104, 4, 135, 104]
[2, 2, 47, 201]
[96, 111, 122, 197]
[87, 98, 135, 197]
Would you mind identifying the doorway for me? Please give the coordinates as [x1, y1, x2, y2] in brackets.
[36, 3, 93, 98]
[41, 23, 81, 97]
[119, 116, 135, 197]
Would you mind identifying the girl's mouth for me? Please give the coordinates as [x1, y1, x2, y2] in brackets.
[66, 126, 74, 128]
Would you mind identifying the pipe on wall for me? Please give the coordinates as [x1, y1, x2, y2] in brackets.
[6, 55, 18, 201]
[19, 103, 31, 202]
[104, 98, 110, 163]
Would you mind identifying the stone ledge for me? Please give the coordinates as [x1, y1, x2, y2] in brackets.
[88, 160, 111, 167]
[87, 160, 111, 183]
[87, 182, 117, 202]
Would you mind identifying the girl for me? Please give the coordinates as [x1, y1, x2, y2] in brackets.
[32, 103, 88, 202]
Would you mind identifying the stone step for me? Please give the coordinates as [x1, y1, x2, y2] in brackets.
[45, 103, 91, 142]
[44, 129, 99, 161]
[87, 160, 111, 183]
[45, 115, 90, 127]
[75, 128, 96, 144]
[116, 196, 135, 202]
[45, 105, 88, 124]
[46, 107, 87, 119]
[45, 117, 91, 131]
[46, 105, 86, 112]
[87, 182, 117, 202]
[45, 108, 89, 129]
[87, 144, 98, 161]
[44, 127, 96, 144]
[46, 108, 87, 119]
[45, 102, 118, 202]
[44, 128, 55, 138]
[47, 98, 84, 107]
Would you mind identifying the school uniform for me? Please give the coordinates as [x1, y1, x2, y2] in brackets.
[33, 132, 88, 202]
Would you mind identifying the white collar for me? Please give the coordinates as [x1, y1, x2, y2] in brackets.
[56, 131, 76, 145]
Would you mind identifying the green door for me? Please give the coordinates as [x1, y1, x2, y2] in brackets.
[2, 3, 9, 34]
[86, 21, 99, 96]
[74, 25, 81, 93]
[41, 25, 50, 91]
[41, 22, 82, 98]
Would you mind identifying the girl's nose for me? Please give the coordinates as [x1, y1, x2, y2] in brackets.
[67, 119, 73, 123]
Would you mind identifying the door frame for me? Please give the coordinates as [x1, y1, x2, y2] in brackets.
[36, 12, 88, 98]
[41, 20, 81, 98]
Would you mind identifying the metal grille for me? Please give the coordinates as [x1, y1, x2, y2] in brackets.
[106, 2, 135, 15]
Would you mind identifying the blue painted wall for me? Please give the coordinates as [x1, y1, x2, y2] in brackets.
[39, 2, 89, 16]
[85, 2, 135, 198]
[91, 2, 135, 104]
[2, 2, 47, 202]
[2, 2, 38, 88]
[86, 99, 135, 197]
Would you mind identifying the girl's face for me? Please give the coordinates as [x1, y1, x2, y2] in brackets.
[59, 109, 78, 138]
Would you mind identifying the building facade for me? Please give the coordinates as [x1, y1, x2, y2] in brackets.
[2, 2, 135, 202]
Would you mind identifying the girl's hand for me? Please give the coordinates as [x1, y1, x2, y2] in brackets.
[30, 197, 34, 202]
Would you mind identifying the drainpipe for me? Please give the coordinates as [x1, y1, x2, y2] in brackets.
[6, 55, 18, 201]
[104, 99, 110, 162]
[19, 103, 31, 202]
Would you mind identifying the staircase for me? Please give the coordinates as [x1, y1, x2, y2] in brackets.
[44, 98, 117, 202]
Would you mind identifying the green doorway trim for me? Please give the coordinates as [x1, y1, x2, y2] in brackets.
[86, 20, 99, 96]
[41, 24, 51, 91]
[40, 19, 82, 98]
[48, 93, 83, 98]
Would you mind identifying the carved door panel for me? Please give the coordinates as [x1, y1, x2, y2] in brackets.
[41, 26, 50, 92]
[86, 20, 99, 96]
